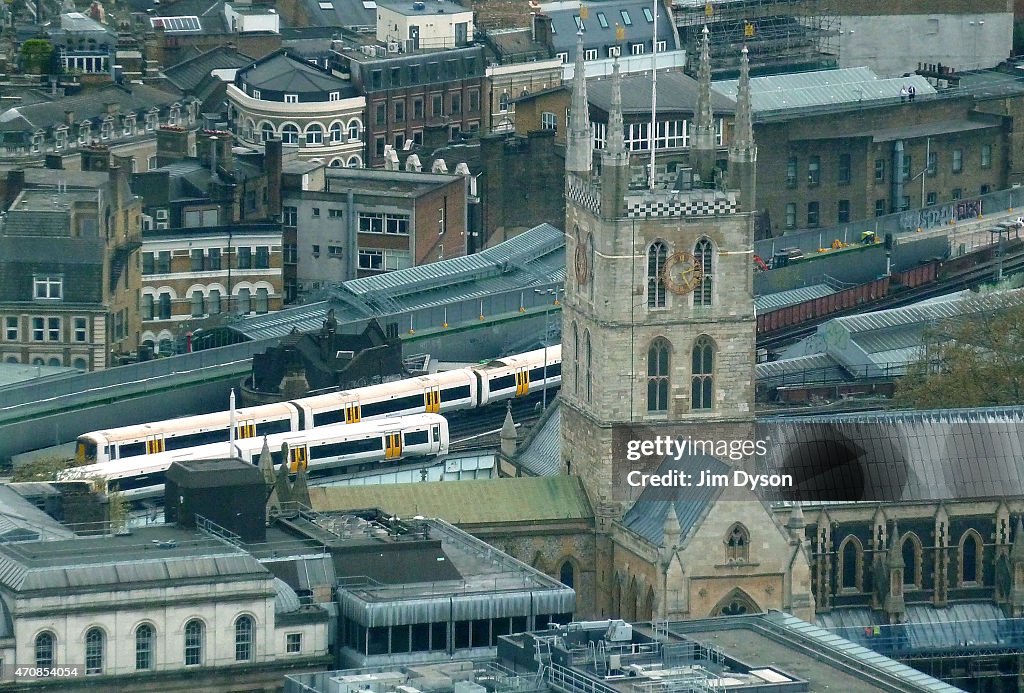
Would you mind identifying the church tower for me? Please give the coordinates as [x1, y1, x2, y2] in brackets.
[561, 27, 758, 510]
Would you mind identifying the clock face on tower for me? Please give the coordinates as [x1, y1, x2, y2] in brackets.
[574, 225, 590, 285]
[662, 251, 703, 294]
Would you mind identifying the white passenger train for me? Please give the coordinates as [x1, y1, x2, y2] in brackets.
[75, 346, 560, 465]
[62, 414, 449, 499]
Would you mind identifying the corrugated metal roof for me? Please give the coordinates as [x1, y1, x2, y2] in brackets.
[756, 283, 835, 313]
[308, 476, 592, 524]
[714, 68, 936, 113]
[754, 353, 848, 386]
[514, 406, 562, 477]
[833, 288, 1024, 336]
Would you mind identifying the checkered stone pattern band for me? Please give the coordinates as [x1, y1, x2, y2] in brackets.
[625, 198, 738, 218]
[567, 182, 602, 215]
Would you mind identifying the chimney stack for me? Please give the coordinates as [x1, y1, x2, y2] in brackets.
[265, 136, 283, 219]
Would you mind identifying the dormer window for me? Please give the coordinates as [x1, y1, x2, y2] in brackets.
[285, 94, 298, 104]
[252, 89, 261, 100]
[329, 91, 340, 101]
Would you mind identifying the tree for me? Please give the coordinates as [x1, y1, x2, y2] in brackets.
[19, 38, 53, 75]
[11, 454, 76, 482]
[896, 291, 1024, 409]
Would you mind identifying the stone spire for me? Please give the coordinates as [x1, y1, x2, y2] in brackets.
[1012, 516, 1024, 563]
[500, 401, 518, 458]
[600, 57, 630, 215]
[692, 25, 716, 183]
[566, 31, 593, 175]
[258, 437, 275, 486]
[728, 45, 757, 211]
[662, 503, 680, 549]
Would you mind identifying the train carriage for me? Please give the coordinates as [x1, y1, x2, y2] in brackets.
[294, 369, 477, 427]
[75, 402, 301, 465]
[475, 346, 561, 405]
[63, 414, 449, 499]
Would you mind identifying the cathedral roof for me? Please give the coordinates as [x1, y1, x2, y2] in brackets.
[620, 454, 731, 546]
[307, 476, 592, 525]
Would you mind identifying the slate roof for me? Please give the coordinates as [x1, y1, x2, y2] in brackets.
[164, 45, 254, 92]
[292, 0, 376, 29]
[514, 404, 562, 476]
[237, 50, 355, 95]
[538, 0, 676, 60]
[587, 68, 735, 116]
[620, 454, 731, 546]
[0, 596, 11, 637]
[0, 486, 76, 544]
[308, 476, 592, 524]
[0, 83, 184, 134]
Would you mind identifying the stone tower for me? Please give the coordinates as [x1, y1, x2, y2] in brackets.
[561, 27, 758, 510]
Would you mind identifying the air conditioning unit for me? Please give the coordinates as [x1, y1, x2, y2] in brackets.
[387, 41, 399, 53]
[402, 38, 415, 53]
[375, 45, 387, 58]
[155, 221, 168, 230]
[361, 45, 376, 57]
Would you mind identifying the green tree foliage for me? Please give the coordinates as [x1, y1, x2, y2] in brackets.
[896, 292, 1024, 409]
[11, 455, 76, 482]
[19, 38, 53, 75]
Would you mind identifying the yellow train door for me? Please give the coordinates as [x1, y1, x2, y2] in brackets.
[344, 400, 361, 423]
[385, 432, 403, 459]
[424, 387, 440, 413]
[289, 445, 308, 472]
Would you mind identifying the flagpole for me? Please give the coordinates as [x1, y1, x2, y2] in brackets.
[649, 0, 658, 190]
[229, 388, 236, 457]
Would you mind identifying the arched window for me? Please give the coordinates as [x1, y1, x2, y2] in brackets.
[694, 238, 713, 306]
[184, 619, 204, 666]
[260, 122, 275, 142]
[647, 339, 670, 412]
[572, 322, 579, 395]
[305, 123, 324, 146]
[725, 523, 749, 562]
[255, 287, 269, 314]
[347, 155, 362, 168]
[902, 534, 922, 589]
[135, 624, 155, 670]
[47, 357, 61, 367]
[559, 560, 575, 588]
[329, 158, 344, 167]
[961, 531, 983, 585]
[498, 92, 510, 112]
[281, 123, 299, 145]
[647, 241, 667, 308]
[839, 536, 862, 591]
[85, 627, 104, 675]
[73, 357, 88, 371]
[584, 330, 592, 402]
[235, 615, 254, 661]
[35, 632, 55, 668]
[348, 119, 361, 141]
[329, 122, 343, 143]
[711, 589, 759, 617]
[691, 336, 714, 410]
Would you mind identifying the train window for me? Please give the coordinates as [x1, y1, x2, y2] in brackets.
[112, 471, 166, 492]
[77, 441, 97, 462]
[167, 430, 226, 450]
[313, 408, 346, 427]
[119, 442, 147, 458]
[296, 408, 306, 430]
[250, 450, 285, 467]
[432, 425, 440, 442]
[361, 394, 422, 418]
[440, 385, 471, 400]
[548, 362, 562, 376]
[528, 366, 558, 382]
[255, 419, 291, 437]
[490, 374, 516, 391]
[404, 430, 429, 446]
[309, 437, 383, 460]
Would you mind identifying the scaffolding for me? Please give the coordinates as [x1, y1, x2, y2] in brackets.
[671, 0, 839, 77]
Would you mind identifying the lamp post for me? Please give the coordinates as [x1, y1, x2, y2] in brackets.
[536, 286, 561, 410]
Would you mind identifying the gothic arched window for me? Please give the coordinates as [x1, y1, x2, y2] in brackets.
[584, 330, 592, 402]
[691, 336, 714, 410]
[135, 624, 155, 671]
[901, 533, 922, 589]
[559, 560, 575, 589]
[839, 536, 863, 591]
[725, 523, 749, 562]
[235, 615, 254, 662]
[694, 237, 713, 306]
[85, 627, 104, 675]
[961, 530, 983, 585]
[647, 339, 670, 412]
[647, 241, 667, 308]
[572, 322, 580, 396]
